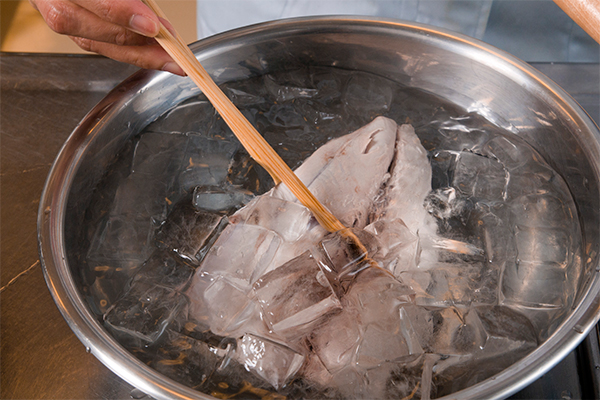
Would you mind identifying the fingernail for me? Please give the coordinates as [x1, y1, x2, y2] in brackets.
[130, 14, 159, 37]
[159, 17, 177, 37]
[162, 62, 186, 76]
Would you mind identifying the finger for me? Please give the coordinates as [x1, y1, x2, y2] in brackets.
[70, 36, 185, 75]
[35, 0, 150, 46]
[70, 0, 160, 37]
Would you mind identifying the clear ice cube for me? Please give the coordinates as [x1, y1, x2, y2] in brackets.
[235, 334, 305, 389]
[178, 135, 239, 190]
[192, 185, 254, 213]
[511, 193, 576, 230]
[131, 251, 194, 291]
[399, 269, 454, 307]
[343, 267, 414, 325]
[475, 306, 538, 357]
[234, 196, 314, 242]
[452, 151, 508, 201]
[514, 226, 570, 265]
[308, 309, 361, 373]
[342, 73, 393, 114]
[501, 260, 569, 309]
[403, 306, 487, 355]
[356, 322, 414, 368]
[130, 131, 188, 182]
[87, 214, 155, 269]
[365, 219, 421, 273]
[253, 251, 341, 335]
[110, 174, 171, 219]
[155, 201, 227, 264]
[145, 99, 217, 134]
[203, 276, 259, 336]
[263, 74, 318, 103]
[104, 281, 188, 345]
[200, 223, 281, 287]
[144, 329, 225, 389]
[431, 307, 487, 355]
[482, 135, 531, 171]
[329, 366, 370, 399]
[318, 228, 379, 294]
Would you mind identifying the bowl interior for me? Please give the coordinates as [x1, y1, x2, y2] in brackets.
[41, 17, 600, 400]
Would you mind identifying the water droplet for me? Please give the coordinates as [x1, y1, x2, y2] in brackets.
[561, 390, 572, 399]
[130, 388, 148, 399]
[85, 347, 91, 354]
[573, 325, 584, 334]
[44, 206, 51, 214]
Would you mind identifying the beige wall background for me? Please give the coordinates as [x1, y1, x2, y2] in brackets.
[1, 0, 197, 53]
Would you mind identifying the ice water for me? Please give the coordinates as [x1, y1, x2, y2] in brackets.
[79, 66, 582, 399]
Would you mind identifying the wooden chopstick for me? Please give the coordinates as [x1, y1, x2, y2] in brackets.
[553, 0, 600, 44]
[141, 0, 345, 233]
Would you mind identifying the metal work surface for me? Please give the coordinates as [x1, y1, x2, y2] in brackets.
[1, 52, 599, 399]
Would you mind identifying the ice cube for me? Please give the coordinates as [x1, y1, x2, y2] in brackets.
[511, 193, 577, 231]
[110, 174, 171, 219]
[453, 151, 508, 201]
[264, 74, 318, 103]
[399, 269, 454, 307]
[104, 281, 188, 345]
[178, 135, 239, 190]
[87, 273, 128, 315]
[233, 196, 314, 242]
[432, 307, 537, 397]
[139, 330, 280, 398]
[307, 309, 361, 373]
[318, 228, 379, 294]
[225, 86, 266, 107]
[130, 251, 194, 291]
[130, 131, 189, 182]
[356, 322, 414, 368]
[424, 187, 465, 221]
[226, 149, 274, 195]
[482, 135, 531, 171]
[300, 353, 333, 389]
[142, 329, 226, 389]
[155, 200, 227, 264]
[253, 251, 341, 335]
[365, 219, 421, 273]
[192, 185, 254, 213]
[203, 276, 258, 336]
[406, 306, 487, 355]
[145, 99, 217, 134]
[342, 73, 393, 115]
[501, 260, 569, 309]
[515, 226, 570, 265]
[200, 223, 281, 287]
[329, 366, 369, 399]
[343, 267, 414, 325]
[476, 306, 538, 356]
[87, 214, 155, 269]
[235, 334, 305, 389]
[378, 355, 430, 400]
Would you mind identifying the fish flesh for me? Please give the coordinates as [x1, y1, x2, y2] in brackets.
[185, 116, 438, 390]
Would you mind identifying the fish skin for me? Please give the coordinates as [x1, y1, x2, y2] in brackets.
[272, 116, 398, 229]
[369, 123, 437, 238]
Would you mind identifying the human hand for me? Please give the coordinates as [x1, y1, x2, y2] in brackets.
[29, 0, 185, 75]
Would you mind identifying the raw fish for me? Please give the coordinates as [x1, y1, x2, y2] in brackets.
[185, 116, 438, 391]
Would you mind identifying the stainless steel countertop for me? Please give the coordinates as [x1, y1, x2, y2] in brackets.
[1, 53, 598, 399]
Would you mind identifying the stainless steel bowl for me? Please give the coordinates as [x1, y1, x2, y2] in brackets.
[38, 17, 600, 399]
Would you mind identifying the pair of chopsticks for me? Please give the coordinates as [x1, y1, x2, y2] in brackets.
[141, 0, 345, 233]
